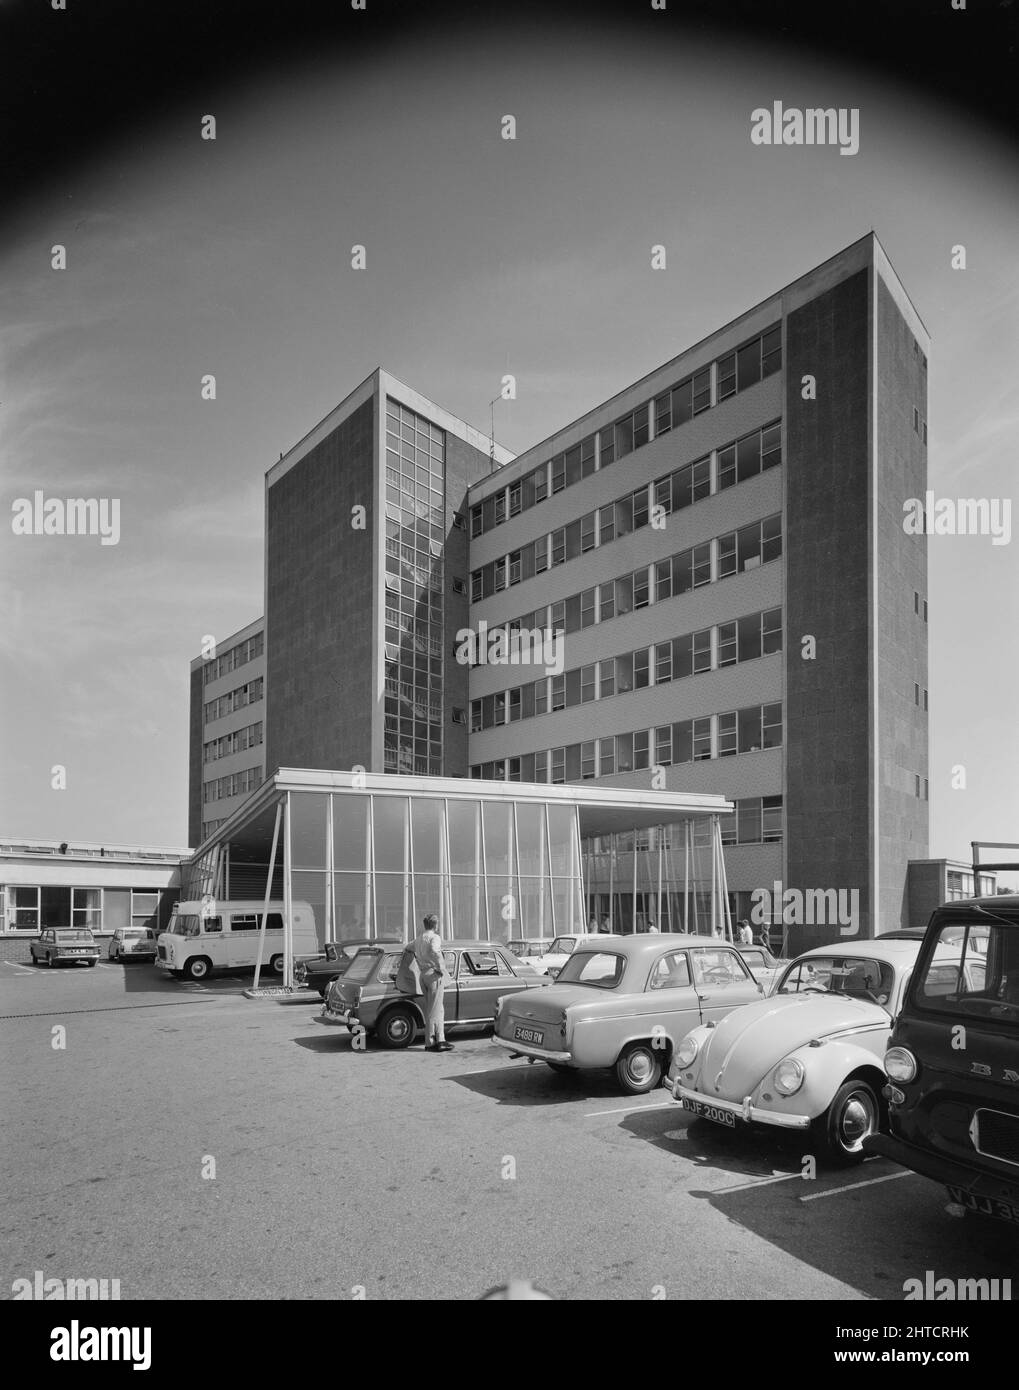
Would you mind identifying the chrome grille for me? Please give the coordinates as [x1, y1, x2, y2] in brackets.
[974, 1109, 1019, 1168]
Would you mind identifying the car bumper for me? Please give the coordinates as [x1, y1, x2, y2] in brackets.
[863, 1133, 1019, 1209]
[316, 1007, 357, 1028]
[492, 1035, 572, 1064]
[56, 954, 99, 963]
[155, 958, 174, 971]
[673, 1081, 812, 1130]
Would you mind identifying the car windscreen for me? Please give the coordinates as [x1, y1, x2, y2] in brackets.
[548, 937, 577, 955]
[776, 956, 895, 1005]
[170, 915, 198, 936]
[913, 921, 1016, 1021]
[55, 930, 95, 941]
[343, 949, 385, 984]
[555, 950, 624, 988]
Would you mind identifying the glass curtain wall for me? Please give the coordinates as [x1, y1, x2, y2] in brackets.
[581, 817, 730, 937]
[285, 790, 586, 944]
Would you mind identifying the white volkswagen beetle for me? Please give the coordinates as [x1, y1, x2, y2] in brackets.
[669, 938, 926, 1164]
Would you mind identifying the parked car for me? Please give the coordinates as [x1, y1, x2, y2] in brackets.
[876, 929, 926, 940]
[296, 936, 402, 996]
[733, 944, 788, 994]
[530, 932, 609, 978]
[865, 896, 1019, 1226]
[494, 935, 764, 1094]
[670, 938, 937, 1164]
[30, 928, 100, 968]
[507, 938, 555, 969]
[107, 927, 158, 962]
[317, 940, 547, 1048]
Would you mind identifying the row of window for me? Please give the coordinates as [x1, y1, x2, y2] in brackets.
[913, 684, 929, 711]
[469, 326, 781, 538]
[471, 420, 782, 600]
[202, 632, 264, 685]
[470, 607, 783, 731]
[203, 677, 264, 724]
[914, 774, 929, 801]
[468, 513, 783, 649]
[911, 407, 928, 444]
[913, 591, 928, 622]
[720, 796, 784, 846]
[203, 766, 262, 804]
[470, 701, 783, 782]
[203, 721, 264, 765]
[4, 886, 171, 931]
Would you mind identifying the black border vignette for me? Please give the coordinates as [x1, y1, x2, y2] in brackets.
[0, 0, 1016, 224]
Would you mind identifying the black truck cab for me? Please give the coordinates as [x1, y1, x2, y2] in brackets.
[865, 895, 1019, 1226]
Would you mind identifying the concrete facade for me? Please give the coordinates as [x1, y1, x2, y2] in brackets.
[189, 616, 266, 847]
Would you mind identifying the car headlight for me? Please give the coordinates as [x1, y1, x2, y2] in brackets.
[676, 1035, 701, 1069]
[773, 1057, 805, 1096]
[884, 1046, 918, 1083]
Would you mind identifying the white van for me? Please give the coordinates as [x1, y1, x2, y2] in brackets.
[156, 900, 319, 981]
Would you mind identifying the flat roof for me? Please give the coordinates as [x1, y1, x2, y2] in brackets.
[187, 767, 734, 863]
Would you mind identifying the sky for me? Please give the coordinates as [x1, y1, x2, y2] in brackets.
[1, 11, 1017, 879]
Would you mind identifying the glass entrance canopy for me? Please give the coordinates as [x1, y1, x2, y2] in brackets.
[183, 770, 734, 982]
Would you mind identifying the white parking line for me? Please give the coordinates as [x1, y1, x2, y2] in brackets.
[4, 961, 36, 976]
[584, 1100, 676, 1118]
[799, 1170, 913, 1202]
[715, 1171, 809, 1194]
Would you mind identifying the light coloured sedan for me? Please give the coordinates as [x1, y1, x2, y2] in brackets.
[528, 932, 609, 978]
[670, 939, 926, 1163]
[494, 935, 764, 1094]
[107, 928, 158, 962]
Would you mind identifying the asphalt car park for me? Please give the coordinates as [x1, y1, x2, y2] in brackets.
[1, 962, 1013, 1301]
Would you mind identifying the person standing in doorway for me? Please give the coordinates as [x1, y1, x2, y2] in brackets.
[414, 913, 452, 1052]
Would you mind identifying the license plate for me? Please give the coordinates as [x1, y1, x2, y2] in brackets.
[514, 1025, 544, 1046]
[947, 1186, 1019, 1226]
[682, 1097, 736, 1128]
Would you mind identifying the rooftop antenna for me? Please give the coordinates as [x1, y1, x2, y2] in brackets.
[489, 392, 501, 472]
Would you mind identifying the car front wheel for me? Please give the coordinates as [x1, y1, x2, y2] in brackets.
[615, 1042, 663, 1095]
[815, 1078, 881, 1165]
[268, 955, 284, 976]
[183, 957, 212, 981]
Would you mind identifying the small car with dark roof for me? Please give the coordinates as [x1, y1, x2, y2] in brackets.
[494, 934, 764, 1094]
[317, 939, 547, 1048]
[295, 936, 402, 996]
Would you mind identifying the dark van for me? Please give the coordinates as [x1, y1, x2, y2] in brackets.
[865, 895, 1019, 1226]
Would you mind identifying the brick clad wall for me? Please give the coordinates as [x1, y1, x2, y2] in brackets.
[784, 269, 873, 950]
[265, 398, 375, 774]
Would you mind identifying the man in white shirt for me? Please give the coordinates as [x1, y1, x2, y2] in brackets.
[413, 913, 452, 1051]
[738, 920, 754, 946]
